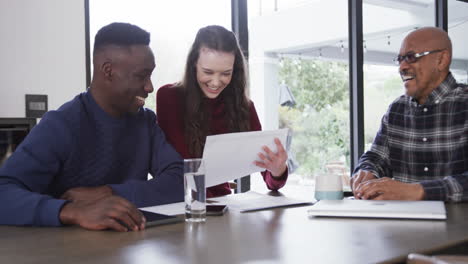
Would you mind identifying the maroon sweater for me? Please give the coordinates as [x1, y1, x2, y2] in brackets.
[156, 85, 288, 197]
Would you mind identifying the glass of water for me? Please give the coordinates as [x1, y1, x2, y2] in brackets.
[183, 158, 206, 222]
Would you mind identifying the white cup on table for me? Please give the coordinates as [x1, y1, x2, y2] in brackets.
[314, 173, 344, 201]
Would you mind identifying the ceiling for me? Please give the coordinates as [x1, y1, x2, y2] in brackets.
[252, 0, 468, 69]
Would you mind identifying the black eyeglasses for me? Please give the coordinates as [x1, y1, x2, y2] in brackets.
[393, 49, 444, 65]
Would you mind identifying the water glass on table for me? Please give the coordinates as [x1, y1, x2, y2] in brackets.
[184, 158, 206, 222]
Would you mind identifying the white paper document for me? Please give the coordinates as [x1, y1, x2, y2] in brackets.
[209, 191, 313, 212]
[202, 128, 289, 188]
[140, 202, 185, 216]
[139, 191, 313, 215]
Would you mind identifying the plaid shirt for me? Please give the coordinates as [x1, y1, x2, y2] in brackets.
[355, 73, 468, 202]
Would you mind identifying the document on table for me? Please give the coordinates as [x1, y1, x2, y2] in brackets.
[202, 128, 289, 188]
[140, 202, 185, 216]
[209, 191, 313, 212]
[139, 191, 313, 215]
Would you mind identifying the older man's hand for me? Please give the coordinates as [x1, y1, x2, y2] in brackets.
[351, 170, 377, 193]
[354, 177, 425, 200]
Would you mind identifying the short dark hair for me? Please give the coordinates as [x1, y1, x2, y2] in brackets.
[93, 22, 150, 54]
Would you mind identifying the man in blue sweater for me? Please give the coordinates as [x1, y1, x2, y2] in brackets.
[0, 22, 184, 231]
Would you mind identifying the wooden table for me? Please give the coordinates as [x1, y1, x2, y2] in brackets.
[1, 190, 468, 264]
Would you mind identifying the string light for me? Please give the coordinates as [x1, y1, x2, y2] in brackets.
[277, 27, 445, 60]
[449, 19, 468, 30]
[298, 53, 302, 72]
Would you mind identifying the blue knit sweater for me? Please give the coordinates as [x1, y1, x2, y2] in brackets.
[0, 91, 184, 226]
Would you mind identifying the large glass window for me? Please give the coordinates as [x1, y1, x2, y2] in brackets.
[89, 0, 231, 110]
[248, 0, 350, 190]
[449, 0, 468, 85]
[363, 0, 434, 151]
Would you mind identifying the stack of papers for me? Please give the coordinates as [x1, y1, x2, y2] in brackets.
[140, 191, 313, 215]
[209, 191, 313, 212]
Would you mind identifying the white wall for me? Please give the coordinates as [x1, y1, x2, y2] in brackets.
[0, 0, 86, 117]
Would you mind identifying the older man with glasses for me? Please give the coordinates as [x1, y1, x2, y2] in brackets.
[351, 27, 468, 202]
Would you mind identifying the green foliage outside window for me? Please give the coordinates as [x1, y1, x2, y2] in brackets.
[278, 58, 350, 179]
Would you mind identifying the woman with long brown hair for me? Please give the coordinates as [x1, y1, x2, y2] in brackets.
[156, 25, 288, 197]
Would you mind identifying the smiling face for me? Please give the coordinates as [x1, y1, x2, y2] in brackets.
[398, 28, 451, 104]
[109, 45, 155, 115]
[195, 47, 235, 99]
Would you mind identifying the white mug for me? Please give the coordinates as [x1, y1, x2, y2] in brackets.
[314, 174, 343, 200]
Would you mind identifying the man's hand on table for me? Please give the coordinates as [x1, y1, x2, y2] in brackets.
[354, 177, 425, 200]
[61, 185, 113, 202]
[350, 170, 377, 193]
[59, 195, 146, 232]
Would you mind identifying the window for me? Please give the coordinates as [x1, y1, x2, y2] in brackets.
[449, 0, 468, 84]
[363, 0, 434, 151]
[247, 0, 350, 190]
